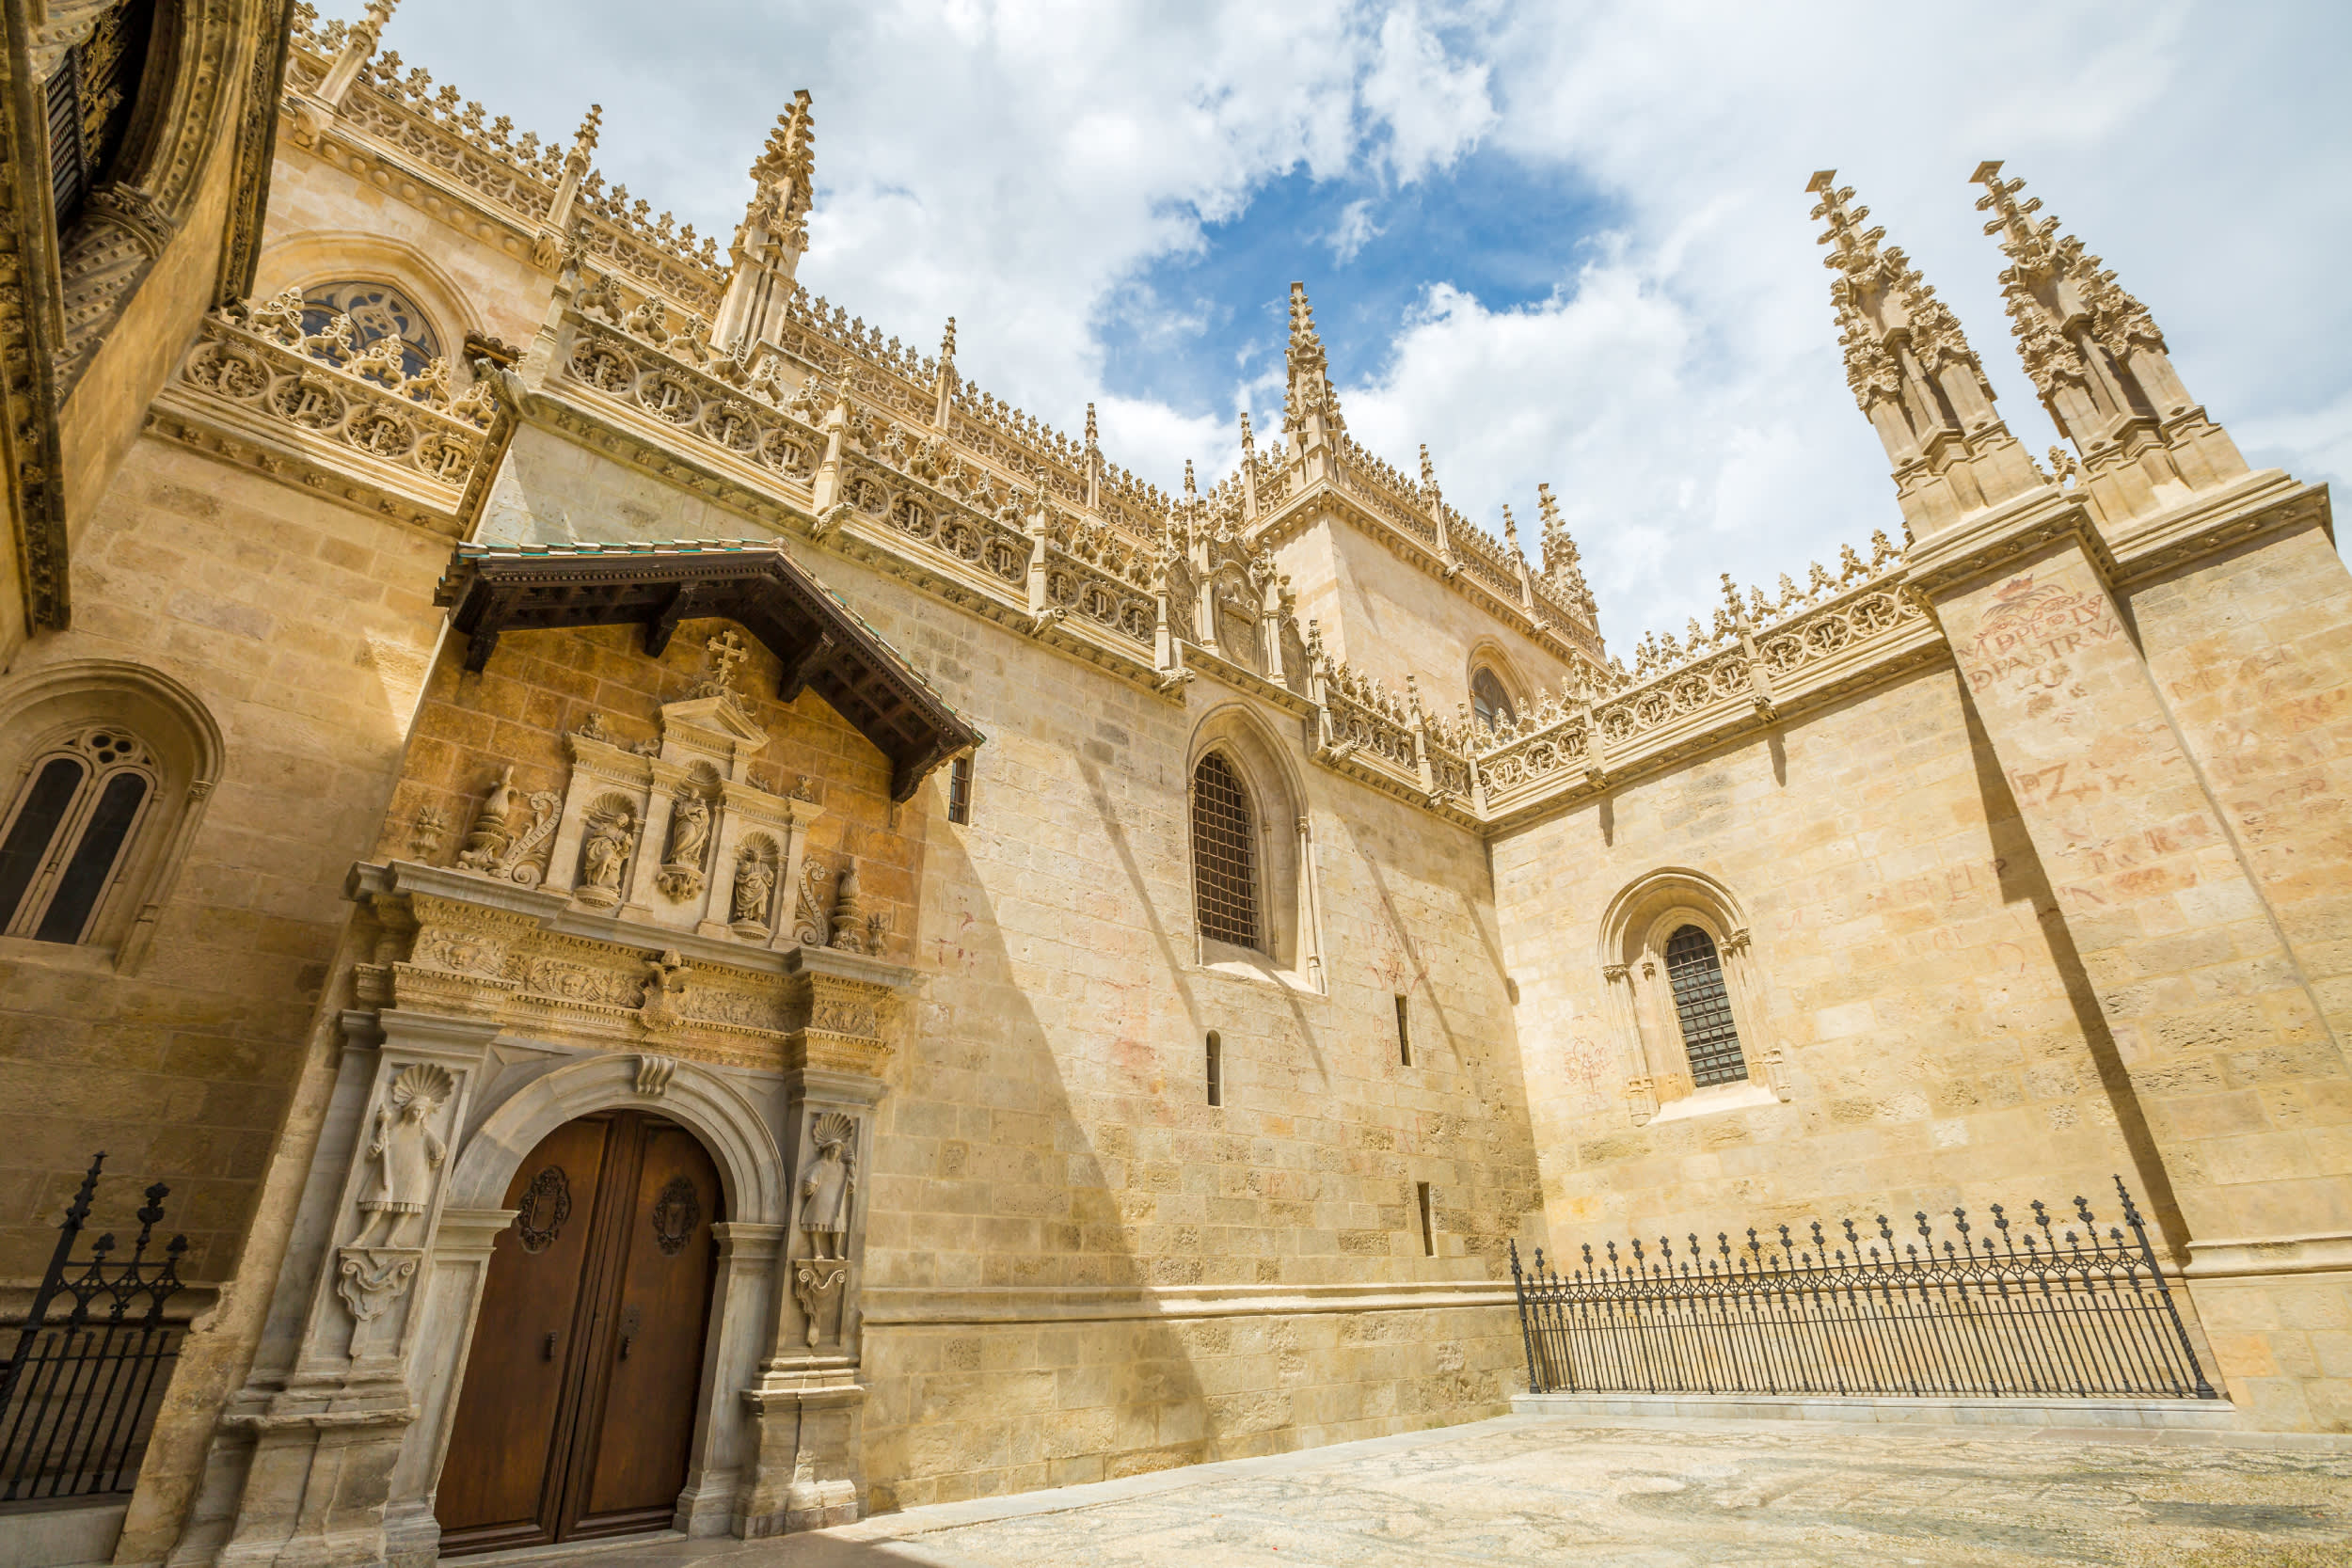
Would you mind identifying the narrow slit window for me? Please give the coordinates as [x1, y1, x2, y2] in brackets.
[1394, 993, 1412, 1066]
[1664, 925, 1747, 1087]
[1416, 1182, 1436, 1257]
[946, 755, 973, 824]
[1205, 1031, 1222, 1107]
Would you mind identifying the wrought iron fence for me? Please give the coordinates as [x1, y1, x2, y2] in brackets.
[1511, 1178, 2215, 1401]
[1, 1153, 187, 1504]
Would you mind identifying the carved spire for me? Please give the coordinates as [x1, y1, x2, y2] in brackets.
[1086, 401, 1099, 451]
[568, 103, 602, 173]
[308, 0, 400, 115]
[712, 90, 817, 355]
[1282, 280, 1344, 444]
[1500, 503, 1522, 557]
[1971, 160, 2244, 519]
[1535, 483, 1595, 622]
[930, 316, 959, 427]
[1418, 443, 1437, 499]
[939, 315, 957, 363]
[533, 103, 603, 270]
[1808, 169, 2038, 535]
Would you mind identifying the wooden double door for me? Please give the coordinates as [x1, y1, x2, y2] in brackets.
[436, 1112, 723, 1555]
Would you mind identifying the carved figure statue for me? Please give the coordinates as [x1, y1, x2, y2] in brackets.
[731, 852, 775, 927]
[668, 791, 710, 867]
[579, 807, 637, 899]
[797, 1112, 856, 1259]
[352, 1064, 453, 1247]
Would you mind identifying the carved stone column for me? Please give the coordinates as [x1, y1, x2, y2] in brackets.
[735, 945, 909, 1537]
[1601, 963, 1657, 1125]
[1719, 927, 1789, 1100]
[211, 1006, 501, 1568]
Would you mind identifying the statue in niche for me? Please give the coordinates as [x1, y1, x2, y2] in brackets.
[730, 851, 775, 932]
[352, 1065, 453, 1247]
[657, 788, 712, 902]
[577, 806, 638, 908]
[798, 1111, 856, 1259]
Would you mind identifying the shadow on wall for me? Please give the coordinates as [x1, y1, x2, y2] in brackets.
[1961, 673, 2193, 1261]
[863, 768, 1214, 1508]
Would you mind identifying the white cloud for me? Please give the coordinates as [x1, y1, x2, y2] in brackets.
[1329, 198, 1383, 264]
[378, 0, 2351, 645]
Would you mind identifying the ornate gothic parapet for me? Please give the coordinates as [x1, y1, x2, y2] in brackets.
[145, 294, 500, 532]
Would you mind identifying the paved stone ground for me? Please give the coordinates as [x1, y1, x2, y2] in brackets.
[516, 1417, 2352, 1568]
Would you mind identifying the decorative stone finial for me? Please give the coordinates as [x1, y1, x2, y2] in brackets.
[940, 316, 957, 362]
[1807, 168, 2036, 535]
[1282, 279, 1343, 439]
[1967, 161, 2242, 516]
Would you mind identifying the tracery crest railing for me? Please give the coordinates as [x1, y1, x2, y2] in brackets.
[1510, 1179, 2216, 1402]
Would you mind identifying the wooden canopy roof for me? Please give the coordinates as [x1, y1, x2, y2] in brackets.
[434, 539, 984, 802]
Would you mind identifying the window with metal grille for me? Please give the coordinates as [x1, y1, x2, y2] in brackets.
[1191, 752, 1260, 949]
[946, 755, 973, 824]
[1664, 925, 1746, 1086]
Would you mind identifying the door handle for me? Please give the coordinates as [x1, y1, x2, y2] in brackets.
[543, 1332, 557, 1361]
[619, 1336, 633, 1360]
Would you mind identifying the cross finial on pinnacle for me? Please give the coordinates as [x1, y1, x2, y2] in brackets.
[572, 103, 603, 159]
[1970, 160, 2059, 269]
[1807, 169, 1883, 271]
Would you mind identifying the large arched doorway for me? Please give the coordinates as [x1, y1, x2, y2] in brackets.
[435, 1111, 723, 1554]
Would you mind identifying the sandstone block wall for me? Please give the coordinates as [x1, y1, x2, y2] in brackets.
[1493, 659, 2176, 1252]
[0, 440, 452, 1289]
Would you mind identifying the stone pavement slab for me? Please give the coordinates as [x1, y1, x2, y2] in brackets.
[505, 1416, 2352, 1568]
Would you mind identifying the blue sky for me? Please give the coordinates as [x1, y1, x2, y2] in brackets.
[378, 0, 2350, 652]
[1096, 152, 1612, 418]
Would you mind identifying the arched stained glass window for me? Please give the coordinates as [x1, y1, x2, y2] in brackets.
[1664, 925, 1747, 1087]
[299, 281, 443, 380]
[1191, 752, 1260, 950]
[0, 726, 158, 944]
[1470, 668, 1516, 732]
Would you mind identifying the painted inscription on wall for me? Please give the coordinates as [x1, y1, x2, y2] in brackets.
[1957, 574, 2124, 696]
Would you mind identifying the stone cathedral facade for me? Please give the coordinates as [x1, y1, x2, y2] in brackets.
[0, 5, 2347, 1566]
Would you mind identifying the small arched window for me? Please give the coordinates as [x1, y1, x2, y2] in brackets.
[0, 726, 159, 944]
[300, 281, 443, 379]
[1191, 752, 1260, 950]
[1663, 925, 1746, 1086]
[1470, 668, 1516, 732]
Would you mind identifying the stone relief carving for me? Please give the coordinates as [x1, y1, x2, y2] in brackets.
[824, 860, 891, 957]
[798, 1111, 856, 1261]
[794, 856, 834, 946]
[793, 1258, 849, 1349]
[634, 1053, 677, 1098]
[337, 1064, 455, 1327]
[353, 1065, 452, 1248]
[455, 766, 560, 884]
[639, 949, 691, 1033]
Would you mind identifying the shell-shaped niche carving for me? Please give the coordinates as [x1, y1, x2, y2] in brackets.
[575, 791, 642, 909]
[729, 832, 781, 936]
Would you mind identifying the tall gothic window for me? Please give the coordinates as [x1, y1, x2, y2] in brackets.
[1663, 925, 1747, 1087]
[300, 281, 443, 380]
[1470, 669, 1516, 732]
[0, 726, 158, 944]
[1191, 752, 1260, 950]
